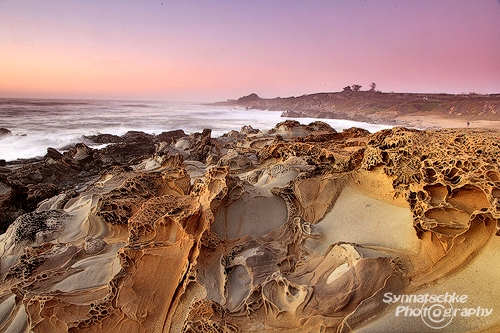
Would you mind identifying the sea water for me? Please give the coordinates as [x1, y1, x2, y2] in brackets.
[0, 98, 392, 161]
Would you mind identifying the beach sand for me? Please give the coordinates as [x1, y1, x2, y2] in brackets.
[0, 121, 499, 332]
[395, 114, 500, 130]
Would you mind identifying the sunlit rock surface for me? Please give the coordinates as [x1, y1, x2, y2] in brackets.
[1, 123, 499, 332]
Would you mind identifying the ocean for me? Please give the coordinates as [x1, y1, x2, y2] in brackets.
[0, 98, 392, 162]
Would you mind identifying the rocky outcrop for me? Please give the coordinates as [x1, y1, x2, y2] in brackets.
[0, 130, 188, 234]
[0, 128, 12, 137]
[220, 92, 500, 123]
[1, 124, 499, 332]
[280, 110, 307, 118]
[156, 129, 187, 144]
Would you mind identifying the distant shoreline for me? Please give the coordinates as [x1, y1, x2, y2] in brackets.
[216, 91, 500, 130]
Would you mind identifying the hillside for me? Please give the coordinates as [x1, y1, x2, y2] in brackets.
[219, 91, 500, 125]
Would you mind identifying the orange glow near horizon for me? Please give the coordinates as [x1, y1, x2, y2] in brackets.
[1, 0, 499, 101]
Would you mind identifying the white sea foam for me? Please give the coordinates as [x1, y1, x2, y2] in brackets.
[0, 99, 391, 161]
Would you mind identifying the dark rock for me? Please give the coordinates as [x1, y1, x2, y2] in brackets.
[0, 207, 24, 235]
[155, 129, 187, 144]
[11, 210, 67, 243]
[25, 184, 59, 211]
[95, 141, 156, 166]
[83, 133, 122, 144]
[0, 131, 159, 233]
[121, 131, 154, 143]
[0, 144, 100, 233]
[0, 160, 6, 167]
[0, 184, 28, 233]
[0, 128, 12, 137]
[65, 143, 94, 168]
[46, 147, 63, 160]
[27, 170, 43, 182]
[188, 129, 214, 162]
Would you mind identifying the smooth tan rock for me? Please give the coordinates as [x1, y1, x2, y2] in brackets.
[1, 126, 499, 332]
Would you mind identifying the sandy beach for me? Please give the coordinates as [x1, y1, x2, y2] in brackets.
[0, 121, 499, 332]
[395, 114, 500, 130]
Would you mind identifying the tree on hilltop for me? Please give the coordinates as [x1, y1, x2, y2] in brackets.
[352, 84, 362, 92]
[343, 86, 352, 92]
[369, 82, 377, 92]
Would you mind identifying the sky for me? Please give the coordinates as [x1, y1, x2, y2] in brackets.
[0, 0, 499, 102]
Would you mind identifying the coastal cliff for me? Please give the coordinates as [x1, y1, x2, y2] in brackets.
[218, 92, 500, 127]
[1, 122, 499, 332]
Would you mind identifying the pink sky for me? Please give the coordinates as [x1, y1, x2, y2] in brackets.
[1, 0, 499, 102]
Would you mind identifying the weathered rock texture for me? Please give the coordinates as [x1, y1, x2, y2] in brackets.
[0, 130, 189, 234]
[1, 123, 499, 332]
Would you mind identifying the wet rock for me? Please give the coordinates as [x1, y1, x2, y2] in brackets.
[155, 129, 187, 144]
[46, 147, 63, 160]
[95, 141, 155, 166]
[0, 128, 12, 137]
[83, 133, 122, 144]
[66, 143, 94, 165]
[121, 131, 154, 143]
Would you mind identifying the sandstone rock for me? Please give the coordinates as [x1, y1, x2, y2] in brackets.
[187, 128, 215, 162]
[216, 149, 253, 171]
[240, 124, 259, 135]
[1, 125, 500, 333]
[152, 142, 187, 167]
[269, 120, 335, 138]
[84, 237, 107, 254]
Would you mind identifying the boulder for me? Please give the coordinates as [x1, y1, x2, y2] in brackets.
[46, 147, 63, 160]
[155, 129, 187, 144]
[0, 128, 12, 137]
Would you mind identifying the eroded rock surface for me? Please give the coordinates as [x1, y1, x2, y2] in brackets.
[1, 123, 499, 332]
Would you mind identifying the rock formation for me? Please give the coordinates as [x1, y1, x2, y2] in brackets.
[0, 123, 499, 332]
[219, 92, 500, 126]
